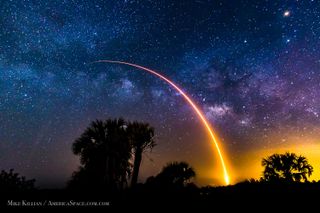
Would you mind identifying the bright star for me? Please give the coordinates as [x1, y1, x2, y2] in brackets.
[283, 10, 290, 17]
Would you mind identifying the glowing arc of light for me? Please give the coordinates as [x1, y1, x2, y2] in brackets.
[94, 60, 230, 185]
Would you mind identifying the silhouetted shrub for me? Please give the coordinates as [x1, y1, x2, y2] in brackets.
[0, 169, 35, 192]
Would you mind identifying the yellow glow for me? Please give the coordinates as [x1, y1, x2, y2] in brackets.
[233, 141, 320, 182]
[94, 60, 231, 185]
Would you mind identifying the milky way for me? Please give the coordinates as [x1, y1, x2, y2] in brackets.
[1, 0, 320, 186]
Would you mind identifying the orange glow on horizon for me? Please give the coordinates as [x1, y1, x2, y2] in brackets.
[232, 141, 320, 183]
[94, 60, 231, 185]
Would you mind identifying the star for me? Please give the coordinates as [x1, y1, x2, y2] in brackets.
[1, 0, 320, 188]
[283, 10, 290, 17]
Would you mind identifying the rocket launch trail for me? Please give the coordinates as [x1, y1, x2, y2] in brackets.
[93, 60, 230, 185]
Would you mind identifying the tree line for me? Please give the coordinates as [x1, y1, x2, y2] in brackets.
[0, 118, 316, 192]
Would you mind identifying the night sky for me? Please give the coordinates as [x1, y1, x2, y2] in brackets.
[1, 0, 320, 187]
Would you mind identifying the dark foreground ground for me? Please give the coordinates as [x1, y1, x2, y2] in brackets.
[1, 182, 319, 211]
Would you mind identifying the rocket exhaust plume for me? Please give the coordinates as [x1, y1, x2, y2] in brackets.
[93, 60, 230, 185]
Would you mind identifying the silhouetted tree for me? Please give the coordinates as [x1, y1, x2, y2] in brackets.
[147, 161, 196, 188]
[261, 152, 313, 182]
[127, 121, 155, 187]
[69, 118, 132, 191]
[0, 169, 35, 191]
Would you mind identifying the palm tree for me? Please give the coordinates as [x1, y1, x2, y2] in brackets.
[70, 118, 132, 191]
[155, 161, 196, 186]
[261, 152, 313, 182]
[127, 121, 155, 187]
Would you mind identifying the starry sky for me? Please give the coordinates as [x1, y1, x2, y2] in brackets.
[1, 0, 320, 187]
